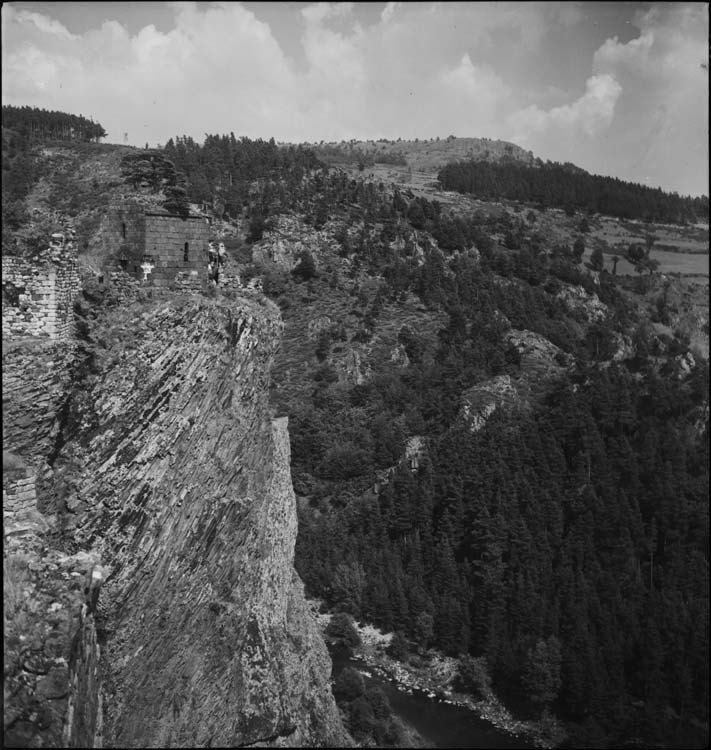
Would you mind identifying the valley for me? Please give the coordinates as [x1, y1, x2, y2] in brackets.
[2, 116, 709, 750]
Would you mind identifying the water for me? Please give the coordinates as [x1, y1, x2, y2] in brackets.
[331, 650, 532, 749]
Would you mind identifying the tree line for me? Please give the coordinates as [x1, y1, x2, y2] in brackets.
[2, 105, 107, 143]
[438, 159, 709, 225]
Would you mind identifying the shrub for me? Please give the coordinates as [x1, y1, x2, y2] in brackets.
[326, 613, 361, 650]
[292, 250, 317, 281]
[315, 330, 331, 361]
[318, 442, 371, 480]
[366, 686, 391, 720]
[348, 696, 376, 740]
[387, 631, 409, 660]
[333, 666, 365, 702]
[454, 655, 492, 699]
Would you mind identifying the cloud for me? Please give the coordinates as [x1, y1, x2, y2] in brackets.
[509, 73, 622, 140]
[589, 2, 708, 194]
[2, 3, 297, 144]
[12, 8, 76, 38]
[380, 2, 401, 24]
[0, 1, 707, 194]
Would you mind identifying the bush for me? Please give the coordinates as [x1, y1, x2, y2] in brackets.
[326, 613, 361, 650]
[348, 696, 376, 740]
[292, 250, 317, 281]
[366, 686, 391, 720]
[318, 442, 371, 480]
[261, 266, 289, 297]
[315, 330, 331, 361]
[387, 631, 409, 660]
[246, 213, 267, 243]
[454, 655, 492, 699]
[333, 666, 365, 702]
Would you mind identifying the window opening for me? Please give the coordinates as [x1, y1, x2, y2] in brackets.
[121, 222, 126, 239]
[184, 242, 189, 262]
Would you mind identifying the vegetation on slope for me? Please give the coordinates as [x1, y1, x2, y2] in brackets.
[2, 105, 107, 143]
[4, 118, 706, 749]
[438, 159, 709, 225]
[163, 132, 709, 748]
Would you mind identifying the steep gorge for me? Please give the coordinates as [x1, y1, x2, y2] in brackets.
[3, 282, 349, 747]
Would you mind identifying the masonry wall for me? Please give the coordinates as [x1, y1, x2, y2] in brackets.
[2, 255, 80, 340]
[142, 214, 210, 286]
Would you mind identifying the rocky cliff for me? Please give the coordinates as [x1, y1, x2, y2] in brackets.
[3, 282, 349, 747]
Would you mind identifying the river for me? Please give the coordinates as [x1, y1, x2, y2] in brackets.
[331, 649, 532, 749]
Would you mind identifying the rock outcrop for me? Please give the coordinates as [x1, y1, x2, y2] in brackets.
[3, 286, 349, 747]
[556, 284, 608, 323]
[460, 375, 519, 433]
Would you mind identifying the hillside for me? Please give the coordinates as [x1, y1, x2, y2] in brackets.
[308, 135, 535, 172]
[2, 139, 351, 747]
[3, 130, 709, 750]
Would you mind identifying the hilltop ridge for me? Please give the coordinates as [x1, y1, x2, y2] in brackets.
[305, 135, 535, 172]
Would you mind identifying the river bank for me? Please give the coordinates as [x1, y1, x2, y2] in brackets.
[316, 610, 567, 749]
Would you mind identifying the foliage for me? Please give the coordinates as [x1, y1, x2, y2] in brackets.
[454, 655, 492, 699]
[438, 159, 708, 224]
[325, 613, 361, 651]
[2, 105, 107, 143]
[333, 666, 365, 702]
[141, 129, 708, 748]
[589, 245, 604, 272]
[387, 631, 409, 661]
[292, 249, 318, 281]
[522, 636, 562, 708]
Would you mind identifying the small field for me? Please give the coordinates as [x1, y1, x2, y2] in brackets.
[582, 247, 709, 277]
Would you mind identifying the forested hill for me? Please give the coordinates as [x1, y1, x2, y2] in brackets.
[163, 134, 323, 216]
[438, 158, 709, 225]
[6, 130, 704, 748]
[307, 136, 536, 171]
[2, 105, 107, 143]
[151, 134, 710, 750]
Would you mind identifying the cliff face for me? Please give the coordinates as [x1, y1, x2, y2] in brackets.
[4, 284, 349, 747]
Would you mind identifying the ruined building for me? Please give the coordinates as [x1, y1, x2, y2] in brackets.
[2, 238, 80, 340]
[104, 200, 211, 286]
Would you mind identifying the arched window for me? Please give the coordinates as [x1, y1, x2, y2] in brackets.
[184, 242, 189, 262]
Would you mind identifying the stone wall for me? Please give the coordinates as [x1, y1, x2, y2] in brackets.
[101, 203, 210, 287]
[173, 270, 203, 292]
[2, 255, 80, 340]
[141, 213, 210, 286]
[3, 466, 47, 546]
[102, 201, 146, 270]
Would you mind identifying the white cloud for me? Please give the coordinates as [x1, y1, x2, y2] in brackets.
[0, 1, 707, 193]
[14, 9, 76, 38]
[509, 73, 622, 140]
[441, 54, 509, 102]
[301, 2, 353, 26]
[588, 3, 708, 194]
[380, 2, 401, 24]
[2, 3, 298, 144]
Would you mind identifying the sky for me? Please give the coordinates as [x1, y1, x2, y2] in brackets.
[1, 1, 708, 196]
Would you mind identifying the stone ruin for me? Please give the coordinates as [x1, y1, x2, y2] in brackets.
[2, 231, 80, 341]
[101, 200, 243, 291]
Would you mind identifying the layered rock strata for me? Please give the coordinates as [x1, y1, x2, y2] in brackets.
[4, 289, 349, 748]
